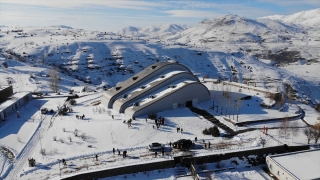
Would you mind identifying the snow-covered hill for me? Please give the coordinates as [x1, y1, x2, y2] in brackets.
[261, 8, 320, 28]
[172, 14, 302, 45]
[118, 24, 189, 38]
[0, 10, 319, 105]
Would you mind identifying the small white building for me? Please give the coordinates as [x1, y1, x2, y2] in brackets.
[266, 148, 320, 180]
[70, 86, 87, 94]
[0, 92, 32, 121]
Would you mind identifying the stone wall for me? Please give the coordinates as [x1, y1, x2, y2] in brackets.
[63, 160, 176, 180]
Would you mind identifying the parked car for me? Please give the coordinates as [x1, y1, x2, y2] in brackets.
[41, 108, 48, 114]
[173, 139, 193, 149]
[148, 143, 164, 151]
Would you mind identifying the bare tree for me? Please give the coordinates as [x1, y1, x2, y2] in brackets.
[260, 136, 267, 147]
[73, 129, 79, 137]
[234, 93, 243, 122]
[279, 115, 290, 139]
[48, 67, 60, 93]
[313, 123, 320, 144]
[41, 51, 46, 64]
[81, 133, 87, 141]
[40, 148, 46, 155]
[289, 121, 299, 142]
[303, 127, 314, 144]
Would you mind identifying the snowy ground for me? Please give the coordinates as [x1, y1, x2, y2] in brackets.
[203, 82, 300, 124]
[0, 61, 318, 179]
[0, 18, 319, 179]
[0, 91, 317, 179]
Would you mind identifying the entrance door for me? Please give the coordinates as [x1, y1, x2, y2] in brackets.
[173, 103, 178, 109]
[186, 101, 192, 107]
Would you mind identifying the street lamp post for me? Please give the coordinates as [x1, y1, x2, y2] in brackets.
[39, 130, 44, 159]
[57, 159, 61, 178]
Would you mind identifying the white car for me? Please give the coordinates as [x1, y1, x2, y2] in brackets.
[148, 143, 164, 150]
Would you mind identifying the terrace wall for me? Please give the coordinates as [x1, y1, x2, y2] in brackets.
[63, 160, 176, 180]
[63, 145, 309, 180]
[0, 86, 13, 103]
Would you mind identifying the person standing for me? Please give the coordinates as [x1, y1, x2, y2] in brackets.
[113, 148, 115, 154]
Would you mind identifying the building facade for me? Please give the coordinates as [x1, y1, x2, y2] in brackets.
[102, 61, 210, 118]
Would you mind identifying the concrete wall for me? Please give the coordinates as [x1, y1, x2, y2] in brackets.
[63, 160, 176, 180]
[62, 145, 309, 180]
[0, 86, 13, 103]
[179, 145, 309, 167]
[125, 82, 210, 118]
[114, 72, 200, 113]
[0, 92, 32, 121]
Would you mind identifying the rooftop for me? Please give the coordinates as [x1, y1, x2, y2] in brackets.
[269, 148, 320, 179]
[0, 92, 30, 111]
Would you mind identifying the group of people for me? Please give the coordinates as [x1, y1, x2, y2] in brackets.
[113, 147, 128, 158]
[154, 147, 165, 157]
[176, 127, 183, 133]
[153, 116, 165, 129]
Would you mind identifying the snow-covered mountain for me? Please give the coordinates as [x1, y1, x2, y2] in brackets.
[173, 14, 302, 45]
[261, 8, 320, 28]
[118, 24, 189, 38]
[0, 9, 319, 104]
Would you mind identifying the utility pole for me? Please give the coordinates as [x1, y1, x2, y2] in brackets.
[58, 159, 61, 177]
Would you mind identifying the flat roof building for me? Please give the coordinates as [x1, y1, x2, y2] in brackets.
[266, 148, 320, 180]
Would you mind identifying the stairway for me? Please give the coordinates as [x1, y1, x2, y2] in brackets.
[174, 166, 188, 177]
[189, 106, 256, 136]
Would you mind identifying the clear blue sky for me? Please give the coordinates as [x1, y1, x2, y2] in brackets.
[0, 0, 318, 31]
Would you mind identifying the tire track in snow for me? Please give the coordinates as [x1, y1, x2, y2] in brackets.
[4, 115, 51, 180]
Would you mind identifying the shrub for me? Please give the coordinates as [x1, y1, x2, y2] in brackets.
[73, 129, 79, 137]
[2, 62, 8, 68]
[69, 99, 76, 105]
[81, 133, 87, 141]
[202, 128, 209, 135]
[209, 126, 220, 137]
[216, 161, 226, 168]
[40, 148, 46, 155]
